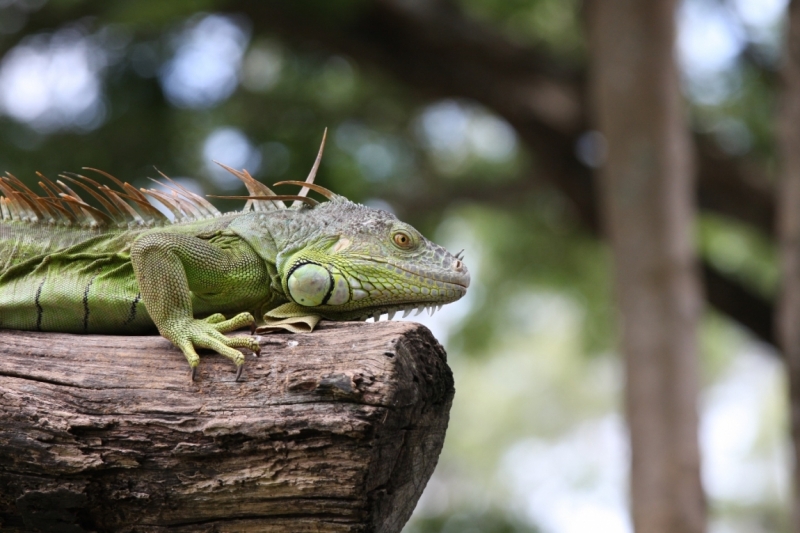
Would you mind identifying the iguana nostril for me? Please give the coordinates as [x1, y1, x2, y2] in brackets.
[453, 260, 463, 271]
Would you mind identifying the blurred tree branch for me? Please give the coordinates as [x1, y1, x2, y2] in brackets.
[234, 0, 775, 223]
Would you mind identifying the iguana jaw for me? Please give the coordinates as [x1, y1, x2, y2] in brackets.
[266, 279, 467, 322]
[317, 274, 470, 322]
[272, 250, 470, 322]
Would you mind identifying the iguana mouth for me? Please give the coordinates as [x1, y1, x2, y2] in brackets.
[349, 255, 471, 290]
[403, 270, 470, 289]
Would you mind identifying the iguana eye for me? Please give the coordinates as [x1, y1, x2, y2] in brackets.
[288, 263, 331, 307]
[392, 231, 414, 249]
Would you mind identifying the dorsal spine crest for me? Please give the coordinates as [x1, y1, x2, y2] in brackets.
[0, 130, 340, 230]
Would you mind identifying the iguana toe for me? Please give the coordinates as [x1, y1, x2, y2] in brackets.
[215, 334, 261, 355]
[202, 313, 227, 325]
[209, 312, 256, 334]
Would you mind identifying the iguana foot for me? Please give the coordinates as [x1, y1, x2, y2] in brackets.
[202, 312, 261, 356]
[165, 312, 260, 381]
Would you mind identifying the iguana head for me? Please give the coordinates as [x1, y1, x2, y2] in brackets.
[219, 130, 469, 326]
[272, 198, 469, 321]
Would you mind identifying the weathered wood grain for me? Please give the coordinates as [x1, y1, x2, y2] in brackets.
[0, 321, 453, 533]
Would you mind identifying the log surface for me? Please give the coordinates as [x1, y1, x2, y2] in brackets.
[0, 321, 454, 533]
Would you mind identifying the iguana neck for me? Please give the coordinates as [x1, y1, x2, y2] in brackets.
[227, 209, 326, 267]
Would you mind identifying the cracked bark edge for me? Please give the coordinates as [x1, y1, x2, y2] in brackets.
[0, 321, 453, 533]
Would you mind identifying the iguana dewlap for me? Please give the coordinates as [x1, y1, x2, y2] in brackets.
[0, 133, 469, 380]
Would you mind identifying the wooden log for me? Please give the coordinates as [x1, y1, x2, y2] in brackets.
[0, 321, 454, 533]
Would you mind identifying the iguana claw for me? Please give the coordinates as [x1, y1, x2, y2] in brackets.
[235, 365, 244, 382]
[166, 312, 259, 379]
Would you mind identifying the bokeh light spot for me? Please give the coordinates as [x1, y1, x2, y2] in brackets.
[160, 14, 250, 109]
[203, 127, 262, 190]
[0, 29, 107, 133]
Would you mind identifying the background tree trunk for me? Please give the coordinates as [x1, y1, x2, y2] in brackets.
[0, 322, 453, 533]
[777, 1, 800, 530]
[587, 1, 706, 532]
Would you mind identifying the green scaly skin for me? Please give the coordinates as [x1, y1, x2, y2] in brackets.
[0, 182, 469, 380]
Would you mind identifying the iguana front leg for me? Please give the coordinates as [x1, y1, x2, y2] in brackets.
[131, 232, 267, 380]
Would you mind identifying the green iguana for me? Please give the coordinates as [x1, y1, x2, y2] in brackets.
[0, 132, 469, 380]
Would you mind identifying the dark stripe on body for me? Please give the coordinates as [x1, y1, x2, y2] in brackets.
[82, 273, 99, 333]
[123, 293, 141, 326]
[35, 279, 45, 331]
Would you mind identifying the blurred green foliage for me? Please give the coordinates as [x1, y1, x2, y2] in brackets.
[699, 214, 778, 299]
[406, 509, 540, 533]
[444, 201, 613, 358]
[459, 0, 584, 58]
[0, 0, 790, 531]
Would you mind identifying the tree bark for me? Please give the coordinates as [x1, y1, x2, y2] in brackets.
[777, 1, 800, 530]
[587, 1, 706, 532]
[0, 321, 453, 533]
